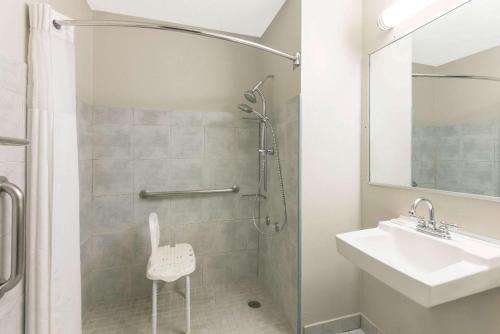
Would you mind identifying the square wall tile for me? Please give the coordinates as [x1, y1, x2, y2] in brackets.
[93, 106, 132, 125]
[204, 128, 237, 158]
[93, 159, 133, 195]
[169, 111, 203, 127]
[78, 160, 93, 195]
[93, 195, 134, 233]
[80, 195, 92, 243]
[91, 230, 134, 269]
[213, 221, 250, 252]
[436, 161, 461, 191]
[132, 126, 169, 159]
[436, 136, 462, 161]
[93, 125, 131, 159]
[236, 128, 259, 160]
[169, 127, 204, 158]
[462, 135, 493, 162]
[168, 197, 202, 225]
[202, 158, 237, 188]
[461, 161, 494, 196]
[201, 196, 234, 222]
[133, 108, 170, 125]
[77, 122, 92, 161]
[89, 266, 130, 303]
[168, 159, 203, 188]
[133, 159, 169, 192]
[203, 111, 235, 128]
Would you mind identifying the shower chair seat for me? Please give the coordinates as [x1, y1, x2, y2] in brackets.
[147, 212, 196, 334]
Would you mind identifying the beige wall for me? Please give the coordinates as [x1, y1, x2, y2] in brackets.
[0, 0, 94, 102]
[414, 45, 500, 127]
[260, 0, 301, 112]
[362, 1, 500, 333]
[301, 0, 362, 326]
[92, 11, 262, 111]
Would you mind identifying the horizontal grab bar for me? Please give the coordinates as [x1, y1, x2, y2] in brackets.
[0, 136, 29, 146]
[139, 185, 240, 199]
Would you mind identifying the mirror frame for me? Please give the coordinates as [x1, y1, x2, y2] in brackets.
[367, 0, 500, 204]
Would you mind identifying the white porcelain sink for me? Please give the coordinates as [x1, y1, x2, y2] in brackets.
[336, 217, 500, 307]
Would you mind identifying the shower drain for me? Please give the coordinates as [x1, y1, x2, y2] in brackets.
[247, 300, 262, 309]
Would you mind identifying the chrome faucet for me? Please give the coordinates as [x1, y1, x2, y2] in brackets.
[409, 198, 436, 229]
[408, 198, 460, 239]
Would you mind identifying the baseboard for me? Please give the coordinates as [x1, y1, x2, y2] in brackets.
[303, 313, 384, 334]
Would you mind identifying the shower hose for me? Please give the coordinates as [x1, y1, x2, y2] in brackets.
[251, 119, 288, 236]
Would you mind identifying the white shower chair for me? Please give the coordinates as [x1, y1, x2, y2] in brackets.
[147, 212, 196, 334]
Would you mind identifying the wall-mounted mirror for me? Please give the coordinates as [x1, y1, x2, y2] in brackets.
[369, 0, 500, 199]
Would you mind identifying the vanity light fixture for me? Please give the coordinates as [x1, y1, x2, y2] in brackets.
[378, 0, 439, 30]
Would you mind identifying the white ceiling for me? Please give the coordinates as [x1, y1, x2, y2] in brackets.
[413, 0, 500, 66]
[86, 0, 286, 37]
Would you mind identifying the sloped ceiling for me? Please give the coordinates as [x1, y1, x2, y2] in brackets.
[86, 0, 286, 37]
[413, 0, 500, 66]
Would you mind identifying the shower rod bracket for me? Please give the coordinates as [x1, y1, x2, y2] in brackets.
[53, 19, 301, 68]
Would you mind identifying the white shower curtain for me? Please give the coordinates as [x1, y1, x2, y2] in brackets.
[27, 4, 82, 334]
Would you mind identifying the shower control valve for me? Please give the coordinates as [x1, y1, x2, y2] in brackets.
[265, 216, 271, 226]
[258, 148, 275, 155]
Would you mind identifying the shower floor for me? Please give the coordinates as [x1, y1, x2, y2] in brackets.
[82, 281, 293, 334]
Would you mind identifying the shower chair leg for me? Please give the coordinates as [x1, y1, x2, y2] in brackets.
[186, 275, 191, 334]
[152, 280, 158, 334]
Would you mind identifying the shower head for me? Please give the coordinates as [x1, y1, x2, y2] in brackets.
[244, 91, 257, 103]
[238, 104, 267, 122]
[244, 75, 274, 103]
[238, 104, 254, 114]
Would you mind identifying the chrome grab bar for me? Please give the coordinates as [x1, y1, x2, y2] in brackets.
[0, 176, 26, 299]
[139, 185, 240, 199]
[0, 136, 29, 146]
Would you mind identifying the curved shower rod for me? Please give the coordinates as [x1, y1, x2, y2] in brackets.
[53, 19, 301, 67]
[413, 73, 500, 82]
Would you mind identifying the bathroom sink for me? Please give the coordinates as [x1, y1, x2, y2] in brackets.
[336, 217, 500, 307]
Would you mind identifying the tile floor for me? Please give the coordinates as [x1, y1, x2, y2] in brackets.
[83, 281, 293, 334]
[341, 330, 366, 334]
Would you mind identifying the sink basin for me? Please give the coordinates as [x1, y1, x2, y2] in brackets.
[336, 217, 500, 307]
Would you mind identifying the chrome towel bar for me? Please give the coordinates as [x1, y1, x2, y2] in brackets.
[0, 136, 29, 146]
[140, 185, 240, 199]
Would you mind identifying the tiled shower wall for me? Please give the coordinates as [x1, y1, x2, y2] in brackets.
[77, 100, 93, 315]
[0, 54, 27, 334]
[259, 96, 300, 332]
[412, 119, 500, 196]
[80, 105, 262, 307]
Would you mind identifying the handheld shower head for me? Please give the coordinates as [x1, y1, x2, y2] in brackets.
[238, 104, 254, 114]
[238, 104, 267, 122]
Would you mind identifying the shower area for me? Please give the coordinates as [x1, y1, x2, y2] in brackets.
[75, 8, 300, 334]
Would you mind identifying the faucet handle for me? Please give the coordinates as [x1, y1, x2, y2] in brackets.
[415, 216, 426, 227]
[439, 221, 461, 231]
